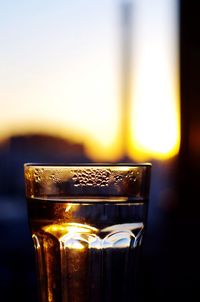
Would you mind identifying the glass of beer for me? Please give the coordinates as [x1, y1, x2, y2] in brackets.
[24, 163, 151, 302]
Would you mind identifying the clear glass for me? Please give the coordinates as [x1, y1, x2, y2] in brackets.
[24, 163, 151, 302]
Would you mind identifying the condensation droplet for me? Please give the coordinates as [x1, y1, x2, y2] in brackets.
[74, 181, 80, 187]
[114, 175, 123, 183]
[35, 176, 41, 183]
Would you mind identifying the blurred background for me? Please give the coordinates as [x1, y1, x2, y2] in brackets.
[0, 0, 199, 301]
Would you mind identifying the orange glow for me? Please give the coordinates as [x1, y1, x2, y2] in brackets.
[128, 0, 180, 161]
[0, 0, 180, 162]
[129, 71, 180, 161]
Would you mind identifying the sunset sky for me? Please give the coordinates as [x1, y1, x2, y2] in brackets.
[0, 0, 180, 161]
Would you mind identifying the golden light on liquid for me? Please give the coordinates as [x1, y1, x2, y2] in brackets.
[65, 204, 73, 212]
[43, 222, 98, 250]
[128, 0, 180, 161]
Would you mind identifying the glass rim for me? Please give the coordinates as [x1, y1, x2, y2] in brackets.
[24, 162, 152, 168]
[24, 162, 151, 200]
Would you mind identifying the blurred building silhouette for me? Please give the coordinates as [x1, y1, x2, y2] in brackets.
[0, 133, 90, 302]
[0, 134, 90, 195]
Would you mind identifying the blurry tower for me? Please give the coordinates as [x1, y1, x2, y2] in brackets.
[120, 0, 133, 160]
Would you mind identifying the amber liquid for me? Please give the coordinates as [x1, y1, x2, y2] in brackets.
[27, 198, 147, 302]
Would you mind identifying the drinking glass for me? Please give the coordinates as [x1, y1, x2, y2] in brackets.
[24, 163, 151, 302]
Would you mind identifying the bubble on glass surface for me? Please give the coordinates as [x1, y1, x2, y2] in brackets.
[49, 173, 55, 180]
[34, 169, 41, 183]
[126, 171, 137, 182]
[114, 175, 123, 183]
[47, 171, 61, 183]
